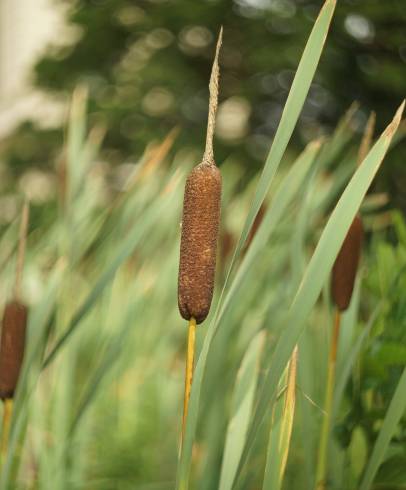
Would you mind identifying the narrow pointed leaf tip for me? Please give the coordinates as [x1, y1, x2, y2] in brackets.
[204, 27, 223, 164]
[384, 100, 405, 138]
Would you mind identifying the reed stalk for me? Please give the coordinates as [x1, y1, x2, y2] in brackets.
[0, 399, 12, 464]
[181, 317, 196, 443]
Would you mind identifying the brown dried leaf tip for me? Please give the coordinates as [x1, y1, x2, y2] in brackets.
[331, 214, 363, 311]
[0, 301, 28, 400]
[178, 164, 222, 324]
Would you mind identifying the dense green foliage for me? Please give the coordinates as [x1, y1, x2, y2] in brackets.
[0, 89, 404, 490]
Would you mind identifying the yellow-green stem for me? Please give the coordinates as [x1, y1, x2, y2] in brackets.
[315, 309, 341, 490]
[1, 399, 13, 466]
[181, 317, 196, 449]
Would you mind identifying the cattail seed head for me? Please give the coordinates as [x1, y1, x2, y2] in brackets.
[178, 162, 222, 324]
[331, 214, 363, 311]
[178, 29, 223, 325]
[0, 300, 28, 400]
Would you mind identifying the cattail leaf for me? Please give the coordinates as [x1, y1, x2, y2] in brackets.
[263, 347, 298, 490]
[69, 299, 140, 435]
[42, 186, 177, 369]
[231, 102, 404, 486]
[263, 380, 285, 490]
[218, 141, 321, 331]
[229, 0, 336, 267]
[219, 331, 265, 490]
[359, 366, 406, 490]
[278, 347, 297, 482]
[333, 306, 380, 417]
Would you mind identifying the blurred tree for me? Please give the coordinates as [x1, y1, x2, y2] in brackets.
[2, 0, 406, 209]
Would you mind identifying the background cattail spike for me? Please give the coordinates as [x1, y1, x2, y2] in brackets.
[0, 301, 28, 400]
[331, 214, 363, 311]
[203, 27, 223, 164]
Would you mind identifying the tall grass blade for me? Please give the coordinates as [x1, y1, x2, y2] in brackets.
[219, 331, 265, 490]
[333, 305, 381, 416]
[231, 102, 404, 486]
[263, 347, 298, 490]
[231, 0, 336, 263]
[219, 141, 321, 327]
[359, 366, 406, 490]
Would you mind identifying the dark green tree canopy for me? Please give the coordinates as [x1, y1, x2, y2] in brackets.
[5, 0, 406, 208]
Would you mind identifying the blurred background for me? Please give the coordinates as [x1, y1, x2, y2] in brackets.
[0, 2, 406, 489]
[0, 0, 405, 225]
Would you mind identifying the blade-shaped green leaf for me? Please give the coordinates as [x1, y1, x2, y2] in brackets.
[219, 331, 265, 490]
[218, 140, 321, 328]
[231, 0, 336, 263]
[359, 366, 406, 490]
[263, 347, 298, 490]
[42, 188, 176, 369]
[232, 102, 404, 485]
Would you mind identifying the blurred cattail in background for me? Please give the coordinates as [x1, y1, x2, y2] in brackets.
[316, 113, 375, 490]
[331, 214, 364, 311]
[0, 301, 28, 401]
[0, 201, 29, 460]
[329, 113, 373, 313]
[178, 28, 223, 445]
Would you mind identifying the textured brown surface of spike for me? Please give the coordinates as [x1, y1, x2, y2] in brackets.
[0, 301, 28, 400]
[178, 162, 222, 324]
[331, 215, 363, 311]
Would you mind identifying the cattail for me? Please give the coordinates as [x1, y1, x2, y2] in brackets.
[178, 28, 222, 446]
[178, 164, 221, 324]
[0, 301, 28, 400]
[329, 112, 373, 311]
[0, 201, 29, 401]
[178, 28, 223, 325]
[331, 214, 363, 312]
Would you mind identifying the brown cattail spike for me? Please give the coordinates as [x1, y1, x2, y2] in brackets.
[331, 214, 363, 311]
[178, 164, 222, 323]
[178, 28, 223, 324]
[0, 301, 28, 400]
